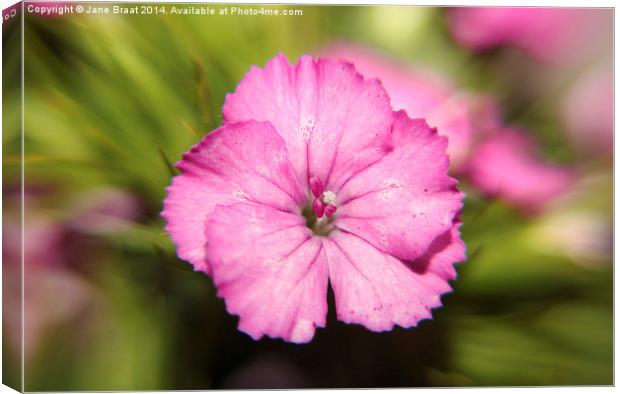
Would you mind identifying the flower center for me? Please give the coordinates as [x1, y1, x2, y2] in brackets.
[304, 176, 338, 236]
[302, 204, 335, 236]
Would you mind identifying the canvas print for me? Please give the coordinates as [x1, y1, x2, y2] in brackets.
[2, 2, 614, 390]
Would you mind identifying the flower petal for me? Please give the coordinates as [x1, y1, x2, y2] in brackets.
[206, 203, 329, 343]
[409, 220, 466, 282]
[162, 121, 304, 274]
[323, 227, 463, 331]
[223, 53, 393, 190]
[335, 111, 463, 261]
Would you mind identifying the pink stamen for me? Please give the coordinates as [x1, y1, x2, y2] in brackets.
[312, 198, 326, 218]
[324, 204, 337, 218]
[309, 176, 324, 198]
[309, 176, 337, 220]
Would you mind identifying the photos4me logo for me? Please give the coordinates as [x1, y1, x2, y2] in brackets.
[3, 2, 19, 23]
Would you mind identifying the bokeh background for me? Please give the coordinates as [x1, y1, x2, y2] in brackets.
[2, 3, 613, 390]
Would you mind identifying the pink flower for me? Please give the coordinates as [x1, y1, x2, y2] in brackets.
[561, 62, 613, 156]
[447, 7, 611, 64]
[2, 188, 94, 361]
[322, 44, 495, 167]
[465, 129, 573, 213]
[162, 54, 465, 342]
[67, 187, 143, 235]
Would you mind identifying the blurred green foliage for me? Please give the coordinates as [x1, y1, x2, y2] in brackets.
[2, 4, 612, 389]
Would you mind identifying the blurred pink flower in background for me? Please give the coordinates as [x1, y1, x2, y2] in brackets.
[163, 54, 465, 343]
[447, 7, 611, 65]
[526, 173, 612, 267]
[3, 214, 65, 269]
[322, 44, 497, 167]
[2, 186, 141, 360]
[3, 191, 92, 361]
[465, 130, 574, 213]
[561, 62, 613, 156]
[67, 187, 143, 235]
[529, 211, 612, 267]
